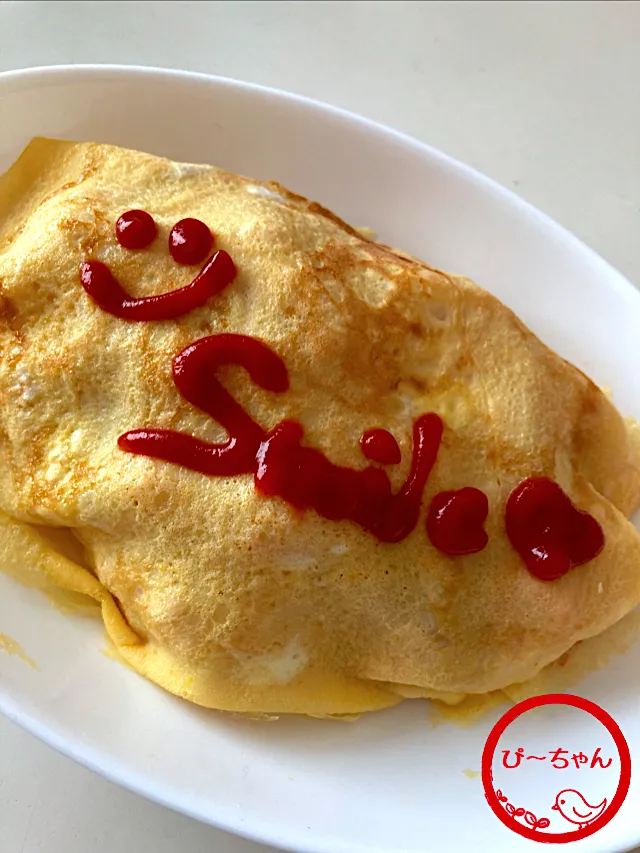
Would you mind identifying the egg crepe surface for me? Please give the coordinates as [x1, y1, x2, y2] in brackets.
[1, 138, 640, 716]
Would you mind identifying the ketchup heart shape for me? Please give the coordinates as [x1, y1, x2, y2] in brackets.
[505, 477, 605, 581]
[426, 487, 489, 555]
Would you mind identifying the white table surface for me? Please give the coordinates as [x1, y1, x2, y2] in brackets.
[0, 2, 639, 851]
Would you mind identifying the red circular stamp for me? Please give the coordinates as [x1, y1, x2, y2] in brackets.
[482, 694, 631, 843]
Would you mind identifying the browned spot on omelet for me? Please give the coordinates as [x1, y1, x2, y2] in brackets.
[0, 291, 18, 326]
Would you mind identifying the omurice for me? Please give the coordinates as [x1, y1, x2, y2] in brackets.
[1, 138, 639, 716]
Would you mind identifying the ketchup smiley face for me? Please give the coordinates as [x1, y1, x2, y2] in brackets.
[83, 214, 231, 321]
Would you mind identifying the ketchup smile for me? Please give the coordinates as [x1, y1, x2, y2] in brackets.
[80, 250, 236, 321]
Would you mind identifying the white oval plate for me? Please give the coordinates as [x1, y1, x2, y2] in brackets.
[0, 66, 639, 853]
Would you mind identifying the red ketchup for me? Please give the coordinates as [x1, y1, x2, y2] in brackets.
[80, 250, 236, 321]
[169, 218, 214, 265]
[115, 210, 158, 250]
[119, 334, 444, 543]
[427, 488, 489, 555]
[93, 209, 606, 573]
[360, 428, 401, 465]
[120, 335, 288, 475]
[505, 477, 605, 581]
[256, 414, 443, 542]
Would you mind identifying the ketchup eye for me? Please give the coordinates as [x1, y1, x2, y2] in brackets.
[115, 210, 158, 250]
[169, 218, 214, 265]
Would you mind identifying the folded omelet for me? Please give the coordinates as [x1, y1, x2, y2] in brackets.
[1, 138, 639, 715]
